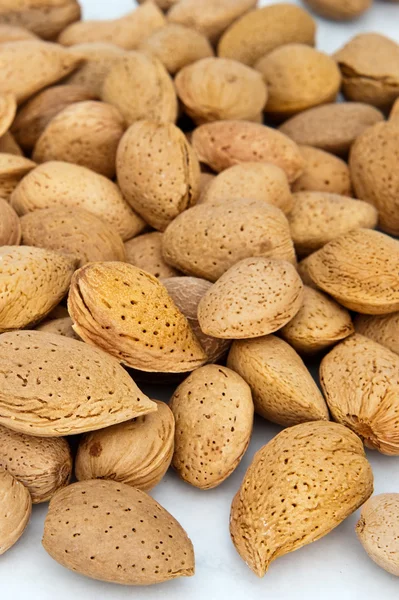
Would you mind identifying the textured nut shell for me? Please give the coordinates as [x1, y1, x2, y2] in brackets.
[355, 312, 399, 355]
[76, 400, 174, 491]
[0, 152, 36, 201]
[0, 198, 21, 245]
[170, 365, 253, 489]
[356, 493, 399, 576]
[162, 198, 296, 282]
[288, 191, 378, 257]
[20, 207, 125, 267]
[0, 24, 38, 42]
[306, 229, 399, 314]
[68, 262, 207, 373]
[0, 426, 72, 503]
[36, 316, 80, 340]
[197, 257, 303, 338]
[292, 146, 352, 196]
[102, 53, 177, 125]
[0, 0, 80, 40]
[297, 253, 319, 288]
[227, 335, 328, 425]
[192, 121, 304, 183]
[0, 92, 16, 137]
[0, 468, 31, 555]
[230, 421, 373, 576]
[42, 480, 194, 584]
[218, 4, 316, 66]
[303, 0, 371, 20]
[11, 161, 145, 242]
[280, 286, 354, 354]
[124, 233, 179, 279]
[0, 330, 156, 436]
[117, 121, 200, 231]
[0, 132, 23, 156]
[320, 334, 399, 455]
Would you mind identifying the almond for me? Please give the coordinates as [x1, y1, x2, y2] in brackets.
[297, 253, 318, 288]
[303, 0, 371, 20]
[0, 24, 38, 42]
[117, 121, 200, 231]
[0, 131, 23, 155]
[230, 421, 373, 576]
[354, 312, 399, 355]
[75, 400, 174, 491]
[197, 257, 303, 338]
[198, 171, 215, 200]
[0, 468, 31, 555]
[170, 364, 253, 489]
[390, 97, 399, 121]
[63, 43, 125, 96]
[0, 152, 36, 200]
[36, 316, 80, 340]
[0, 92, 16, 137]
[124, 232, 179, 279]
[0, 198, 21, 245]
[0, 0, 80, 40]
[138, 0, 179, 9]
[292, 145, 352, 196]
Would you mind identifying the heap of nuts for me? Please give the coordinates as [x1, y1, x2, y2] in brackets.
[0, 0, 398, 587]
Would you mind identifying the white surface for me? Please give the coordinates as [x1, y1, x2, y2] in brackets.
[2, 1, 399, 599]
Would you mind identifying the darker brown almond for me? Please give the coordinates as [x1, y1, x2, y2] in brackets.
[0, 132, 23, 156]
[0, 0, 81, 40]
[124, 232, 180, 279]
[0, 198, 21, 245]
[0, 468, 31, 555]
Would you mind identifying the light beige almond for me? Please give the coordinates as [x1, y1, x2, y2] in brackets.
[292, 145, 352, 196]
[198, 171, 215, 200]
[355, 312, 399, 355]
[0, 0, 80, 40]
[303, 0, 371, 20]
[36, 316, 80, 340]
[0, 131, 23, 155]
[230, 421, 373, 576]
[0, 23, 38, 42]
[0, 152, 36, 200]
[0, 92, 16, 137]
[0, 198, 21, 245]
[124, 232, 179, 279]
[0, 468, 31, 555]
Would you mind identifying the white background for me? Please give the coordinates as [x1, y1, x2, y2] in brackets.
[2, 1, 399, 599]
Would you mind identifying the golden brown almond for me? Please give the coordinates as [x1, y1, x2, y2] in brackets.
[230, 421, 373, 576]
[0, 152, 36, 200]
[292, 145, 352, 196]
[42, 480, 194, 584]
[75, 400, 174, 491]
[11, 161, 146, 241]
[356, 493, 399, 576]
[218, 4, 316, 66]
[0, 23, 38, 42]
[197, 257, 303, 338]
[33, 101, 125, 179]
[0, 0, 80, 40]
[0, 198, 20, 245]
[306, 229, 399, 314]
[303, 0, 371, 20]
[280, 285, 354, 354]
[320, 334, 399, 455]
[389, 97, 399, 121]
[0, 92, 16, 137]
[0, 131, 23, 155]
[124, 232, 179, 279]
[0, 426, 72, 503]
[227, 335, 329, 425]
[354, 312, 399, 355]
[117, 121, 200, 230]
[288, 191, 378, 257]
[0, 468, 31, 555]
[68, 262, 207, 373]
[170, 365, 253, 489]
[191, 120, 304, 182]
[36, 316, 80, 340]
[162, 198, 296, 282]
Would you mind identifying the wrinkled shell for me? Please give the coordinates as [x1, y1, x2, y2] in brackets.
[0, 330, 156, 436]
[0, 425, 72, 503]
[0, 92, 16, 137]
[75, 400, 174, 492]
[0, 131, 23, 156]
[117, 121, 200, 231]
[0, 24, 38, 42]
[170, 365, 253, 489]
[198, 257, 303, 338]
[230, 421, 373, 576]
[303, 0, 371, 20]
[42, 480, 195, 584]
[0, 0, 80, 40]
[0, 468, 31, 555]
[124, 232, 179, 279]
[355, 312, 399, 355]
[36, 316, 80, 340]
[162, 198, 296, 282]
[0, 152, 36, 201]
[292, 145, 352, 196]
[0, 198, 21, 245]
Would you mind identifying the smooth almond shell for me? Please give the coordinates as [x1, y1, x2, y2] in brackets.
[230, 421, 373, 576]
[0, 198, 21, 245]
[227, 335, 329, 425]
[355, 312, 399, 355]
[303, 0, 371, 20]
[0, 152, 36, 200]
[0, 24, 39, 42]
[0, 468, 31, 555]
[36, 316, 80, 340]
[292, 145, 352, 196]
[0, 0, 80, 40]
[42, 480, 195, 584]
[0, 92, 16, 137]
[124, 232, 179, 279]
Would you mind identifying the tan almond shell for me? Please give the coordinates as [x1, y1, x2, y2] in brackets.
[139, 24, 213, 75]
[101, 52, 177, 125]
[10, 161, 146, 242]
[197, 257, 303, 338]
[350, 120, 399, 236]
[0, 426, 72, 503]
[390, 97, 399, 121]
[162, 198, 296, 282]
[0, 40, 83, 104]
[36, 316, 80, 340]
[280, 286, 354, 354]
[354, 312, 399, 355]
[191, 120, 304, 183]
[0, 92, 16, 137]
[292, 145, 352, 196]
[200, 162, 294, 214]
[138, 0, 180, 11]
[68, 262, 207, 373]
[320, 334, 399, 455]
[256, 44, 341, 119]
[0, 330, 157, 436]
[230, 421, 373, 577]
[198, 171, 215, 200]
[0, 0, 80, 40]
[0, 152, 36, 201]
[75, 400, 174, 491]
[279, 102, 384, 157]
[0, 131, 23, 156]
[218, 4, 316, 67]
[11, 85, 97, 152]
[117, 121, 200, 231]
[58, 2, 165, 49]
[170, 365, 253, 489]
[297, 253, 319, 288]
[303, 0, 371, 20]
[0, 24, 39, 42]
[288, 191, 378, 257]
[175, 57, 267, 124]
[20, 206, 126, 267]
[33, 100, 125, 179]
[356, 493, 399, 576]
[124, 232, 179, 279]
[227, 335, 329, 425]
[306, 229, 399, 314]
[0, 468, 31, 555]
[0, 198, 21, 245]
[334, 33, 399, 111]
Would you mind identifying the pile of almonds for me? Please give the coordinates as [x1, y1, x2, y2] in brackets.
[0, 0, 399, 588]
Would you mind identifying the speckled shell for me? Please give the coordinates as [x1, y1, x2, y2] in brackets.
[36, 316, 80, 340]
[0, 92, 16, 137]
[303, 0, 371, 20]
[0, 24, 38, 43]
[292, 146, 352, 196]
[0, 468, 31, 555]
[0, 198, 20, 245]
[124, 233, 179, 279]
[355, 312, 399, 355]
[0, 152, 36, 201]
[0, 0, 80, 40]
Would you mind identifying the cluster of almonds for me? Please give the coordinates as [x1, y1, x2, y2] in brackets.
[0, 0, 398, 588]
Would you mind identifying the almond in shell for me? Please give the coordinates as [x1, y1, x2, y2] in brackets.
[138, 0, 179, 10]
[292, 146, 352, 196]
[355, 312, 399, 355]
[303, 0, 371, 20]
[124, 232, 179, 279]
[0, 0, 80, 40]
[0, 152, 36, 200]
[0, 468, 31, 555]
[0, 24, 38, 42]
[35, 316, 80, 340]
[0, 198, 21, 245]
[0, 92, 16, 137]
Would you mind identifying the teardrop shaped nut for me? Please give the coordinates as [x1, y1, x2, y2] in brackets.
[124, 232, 179, 279]
[292, 146, 352, 196]
[0, 468, 31, 555]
